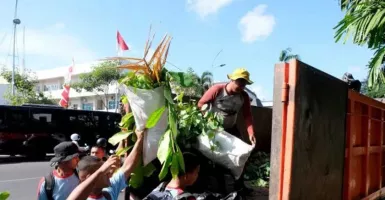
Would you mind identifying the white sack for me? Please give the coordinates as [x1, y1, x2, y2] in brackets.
[124, 86, 168, 165]
[196, 131, 254, 180]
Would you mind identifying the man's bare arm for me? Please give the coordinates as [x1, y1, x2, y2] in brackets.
[121, 130, 144, 179]
[67, 170, 102, 200]
[67, 156, 119, 200]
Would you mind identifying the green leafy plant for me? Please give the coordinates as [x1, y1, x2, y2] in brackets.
[156, 93, 224, 180]
[0, 191, 10, 200]
[244, 152, 270, 188]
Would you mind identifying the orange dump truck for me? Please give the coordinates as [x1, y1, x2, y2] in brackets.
[269, 60, 385, 200]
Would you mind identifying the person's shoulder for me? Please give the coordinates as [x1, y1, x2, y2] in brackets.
[212, 83, 226, 89]
[207, 84, 225, 93]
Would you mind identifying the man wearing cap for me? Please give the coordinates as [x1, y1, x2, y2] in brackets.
[197, 68, 256, 195]
[198, 68, 256, 145]
[37, 141, 80, 200]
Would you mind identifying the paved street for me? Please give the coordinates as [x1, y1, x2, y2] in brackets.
[0, 155, 125, 200]
[0, 156, 50, 200]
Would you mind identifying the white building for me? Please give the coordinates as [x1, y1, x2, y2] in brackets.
[0, 77, 9, 105]
[36, 61, 121, 112]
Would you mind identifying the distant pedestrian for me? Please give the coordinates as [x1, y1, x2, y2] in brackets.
[37, 142, 80, 200]
[91, 146, 107, 161]
[71, 133, 89, 152]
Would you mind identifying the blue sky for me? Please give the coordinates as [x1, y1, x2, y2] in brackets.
[0, 0, 373, 100]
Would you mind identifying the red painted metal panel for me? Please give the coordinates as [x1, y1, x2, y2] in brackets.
[345, 91, 385, 200]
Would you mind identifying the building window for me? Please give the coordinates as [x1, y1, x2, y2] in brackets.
[36, 86, 41, 92]
[82, 103, 93, 111]
[108, 100, 116, 110]
[43, 84, 61, 91]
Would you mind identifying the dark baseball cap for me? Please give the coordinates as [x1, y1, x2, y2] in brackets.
[50, 142, 79, 164]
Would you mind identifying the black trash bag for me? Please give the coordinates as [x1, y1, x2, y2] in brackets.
[177, 191, 241, 200]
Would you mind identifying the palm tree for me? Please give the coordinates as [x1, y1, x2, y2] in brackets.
[279, 48, 300, 63]
[198, 71, 214, 91]
[173, 68, 214, 97]
[335, 0, 385, 88]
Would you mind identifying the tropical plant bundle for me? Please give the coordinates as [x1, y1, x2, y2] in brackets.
[109, 92, 223, 188]
[106, 29, 222, 188]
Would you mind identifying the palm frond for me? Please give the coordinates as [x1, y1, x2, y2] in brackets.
[368, 46, 385, 88]
[334, 1, 385, 48]
[285, 54, 300, 62]
[279, 51, 287, 62]
[335, 1, 385, 87]
[279, 48, 299, 62]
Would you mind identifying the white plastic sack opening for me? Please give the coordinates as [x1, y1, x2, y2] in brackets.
[196, 131, 254, 180]
[124, 86, 168, 166]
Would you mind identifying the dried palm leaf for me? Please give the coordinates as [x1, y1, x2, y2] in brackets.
[161, 37, 172, 67]
[117, 64, 148, 72]
[144, 25, 153, 57]
[102, 57, 144, 62]
[144, 33, 156, 62]
[152, 36, 170, 79]
[147, 34, 168, 68]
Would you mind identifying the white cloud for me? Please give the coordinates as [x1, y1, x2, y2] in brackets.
[0, 23, 95, 69]
[238, 4, 276, 43]
[187, 0, 234, 18]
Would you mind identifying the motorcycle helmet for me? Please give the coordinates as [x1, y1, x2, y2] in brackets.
[96, 138, 107, 148]
[70, 133, 80, 141]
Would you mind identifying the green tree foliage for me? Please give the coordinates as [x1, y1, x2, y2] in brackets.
[335, 0, 385, 88]
[198, 70, 214, 91]
[171, 68, 213, 97]
[361, 79, 385, 98]
[279, 48, 300, 62]
[71, 61, 123, 111]
[0, 68, 56, 106]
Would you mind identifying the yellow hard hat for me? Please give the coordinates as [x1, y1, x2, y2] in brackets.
[227, 68, 253, 85]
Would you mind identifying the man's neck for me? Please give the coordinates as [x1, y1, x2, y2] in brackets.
[225, 83, 236, 95]
[56, 166, 73, 177]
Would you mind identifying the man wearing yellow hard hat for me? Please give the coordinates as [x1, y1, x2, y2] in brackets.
[198, 68, 256, 144]
[198, 68, 255, 195]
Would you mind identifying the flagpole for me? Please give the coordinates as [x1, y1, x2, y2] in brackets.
[115, 31, 119, 113]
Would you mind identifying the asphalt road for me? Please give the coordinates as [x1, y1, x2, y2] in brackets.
[0, 155, 125, 200]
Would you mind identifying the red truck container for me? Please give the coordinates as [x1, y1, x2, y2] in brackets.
[269, 60, 385, 200]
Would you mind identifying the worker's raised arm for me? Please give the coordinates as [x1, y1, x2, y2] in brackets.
[67, 156, 119, 200]
[121, 129, 144, 179]
[198, 84, 224, 108]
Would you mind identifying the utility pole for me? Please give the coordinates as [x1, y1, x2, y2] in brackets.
[11, 0, 21, 96]
[22, 26, 25, 75]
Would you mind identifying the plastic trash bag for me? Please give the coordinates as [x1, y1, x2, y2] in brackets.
[196, 130, 254, 180]
[124, 86, 168, 165]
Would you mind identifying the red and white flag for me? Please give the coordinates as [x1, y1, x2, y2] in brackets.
[117, 31, 129, 52]
[59, 59, 74, 108]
